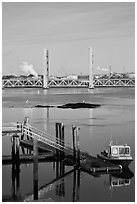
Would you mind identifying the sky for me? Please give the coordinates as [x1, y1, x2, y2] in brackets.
[2, 2, 135, 76]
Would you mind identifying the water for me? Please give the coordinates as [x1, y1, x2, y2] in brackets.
[2, 87, 135, 202]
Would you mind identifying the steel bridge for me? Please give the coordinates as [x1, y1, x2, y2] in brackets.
[2, 77, 135, 88]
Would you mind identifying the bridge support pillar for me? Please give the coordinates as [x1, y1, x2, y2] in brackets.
[89, 47, 94, 89]
[43, 48, 49, 89]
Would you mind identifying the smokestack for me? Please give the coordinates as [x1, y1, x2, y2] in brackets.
[89, 47, 94, 89]
[43, 48, 49, 89]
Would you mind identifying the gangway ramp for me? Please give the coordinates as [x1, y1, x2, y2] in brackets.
[2, 122, 122, 172]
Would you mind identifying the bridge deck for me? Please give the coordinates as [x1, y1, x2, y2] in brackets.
[2, 78, 135, 88]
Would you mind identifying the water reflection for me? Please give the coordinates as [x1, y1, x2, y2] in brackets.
[4, 146, 134, 202]
[43, 108, 49, 132]
[89, 109, 93, 138]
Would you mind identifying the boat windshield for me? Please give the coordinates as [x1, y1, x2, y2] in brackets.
[110, 145, 130, 157]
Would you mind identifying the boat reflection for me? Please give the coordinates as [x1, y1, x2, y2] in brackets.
[109, 167, 134, 188]
[2, 143, 134, 202]
[110, 176, 130, 188]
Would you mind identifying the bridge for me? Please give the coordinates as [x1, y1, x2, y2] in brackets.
[2, 77, 135, 88]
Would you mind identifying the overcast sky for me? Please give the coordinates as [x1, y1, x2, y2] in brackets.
[2, 2, 135, 76]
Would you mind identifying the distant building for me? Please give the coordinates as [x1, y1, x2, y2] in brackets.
[78, 75, 89, 81]
[66, 75, 78, 80]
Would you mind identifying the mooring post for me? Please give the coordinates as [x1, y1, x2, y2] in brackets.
[11, 134, 20, 162]
[72, 126, 76, 165]
[21, 123, 24, 140]
[16, 135, 20, 163]
[76, 127, 80, 167]
[11, 135, 16, 161]
[17, 122, 19, 131]
[26, 117, 30, 140]
[61, 123, 65, 159]
[59, 123, 62, 159]
[55, 123, 59, 158]
[33, 136, 38, 200]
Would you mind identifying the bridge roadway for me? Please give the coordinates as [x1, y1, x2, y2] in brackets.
[2, 77, 135, 88]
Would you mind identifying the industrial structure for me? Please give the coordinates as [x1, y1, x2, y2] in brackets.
[89, 47, 94, 89]
[2, 48, 135, 89]
[43, 48, 49, 89]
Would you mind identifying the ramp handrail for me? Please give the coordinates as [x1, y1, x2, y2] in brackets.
[2, 122, 89, 159]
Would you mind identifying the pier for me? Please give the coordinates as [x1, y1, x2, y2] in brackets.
[2, 118, 122, 173]
[2, 118, 125, 201]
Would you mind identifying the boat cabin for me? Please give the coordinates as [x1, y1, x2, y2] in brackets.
[104, 144, 131, 158]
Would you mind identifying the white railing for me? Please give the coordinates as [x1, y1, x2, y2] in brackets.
[2, 122, 88, 159]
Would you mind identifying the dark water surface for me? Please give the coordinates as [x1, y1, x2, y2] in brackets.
[2, 88, 135, 202]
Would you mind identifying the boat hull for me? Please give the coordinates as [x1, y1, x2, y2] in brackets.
[97, 154, 133, 168]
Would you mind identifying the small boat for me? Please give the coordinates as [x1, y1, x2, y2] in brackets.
[97, 141, 133, 168]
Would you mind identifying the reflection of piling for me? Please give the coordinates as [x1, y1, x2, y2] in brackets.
[72, 168, 80, 202]
[73, 167, 76, 202]
[33, 136, 38, 200]
[11, 134, 20, 200]
[56, 160, 65, 197]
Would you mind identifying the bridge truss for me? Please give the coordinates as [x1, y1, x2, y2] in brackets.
[2, 78, 135, 88]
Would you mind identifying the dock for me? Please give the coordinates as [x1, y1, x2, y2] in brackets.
[2, 118, 122, 173]
[2, 118, 123, 201]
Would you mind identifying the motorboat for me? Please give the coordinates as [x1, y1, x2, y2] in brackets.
[97, 141, 133, 168]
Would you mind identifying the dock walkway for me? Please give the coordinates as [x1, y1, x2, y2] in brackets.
[2, 121, 122, 173]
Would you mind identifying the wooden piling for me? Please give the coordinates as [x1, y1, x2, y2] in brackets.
[72, 126, 76, 164]
[61, 123, 65, 159]
[59, 123, 62, 159]
[21, 123, 24, 140]
[76, 127, 80, 167]
[11, 134, 20, 162]
[55, 123, 59, 158]
[33, 136, 38, 200]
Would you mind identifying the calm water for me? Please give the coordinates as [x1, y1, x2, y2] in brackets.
[2, 87, 135, 202]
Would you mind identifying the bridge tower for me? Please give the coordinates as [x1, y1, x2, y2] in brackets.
[89, 47, 94, 89]
[43, 48, 49, 89]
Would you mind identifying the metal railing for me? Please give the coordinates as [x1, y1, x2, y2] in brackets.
[2, 122, 89, 159]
